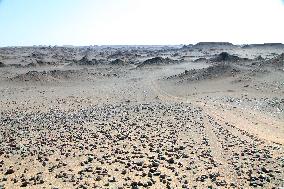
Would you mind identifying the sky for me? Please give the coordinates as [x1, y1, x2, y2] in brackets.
[0, 0, 284, 46]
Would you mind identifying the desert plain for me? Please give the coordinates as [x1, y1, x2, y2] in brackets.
[0, 42, 283, 188]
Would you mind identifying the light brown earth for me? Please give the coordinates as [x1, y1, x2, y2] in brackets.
[0, 44, 283, 188]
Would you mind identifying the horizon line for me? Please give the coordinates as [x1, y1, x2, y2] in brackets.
[1, 42, 284, 48]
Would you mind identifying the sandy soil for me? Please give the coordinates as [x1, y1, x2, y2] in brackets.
[0, 44, 283, 188]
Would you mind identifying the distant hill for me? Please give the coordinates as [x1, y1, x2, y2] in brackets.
[242, 43, 284, 48]
[192, 42, 236, 49]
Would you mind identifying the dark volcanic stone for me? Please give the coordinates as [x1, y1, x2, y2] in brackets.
[21, 181, 29, 187]
[261, 167, 271, 173]
[0, 62, 6, 67]
[167, 158, 175, 164]
[5, 169, 15, 175]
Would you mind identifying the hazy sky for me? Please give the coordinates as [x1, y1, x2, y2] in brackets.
[0, 0, 284, 46]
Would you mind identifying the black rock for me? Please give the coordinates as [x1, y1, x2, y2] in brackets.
[131, 181, 139, 189]
[21, 181, 29, 187]
[167, 158, 175, 164]
[152, 160, 160, 167]
[5, 169, 15, 175]
[0, 62, 6, 67]
[261, 167, 271, 173]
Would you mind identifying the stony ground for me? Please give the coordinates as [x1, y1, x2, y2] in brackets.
[1, 101, 283, 189]
[0, 45, 283, 188]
